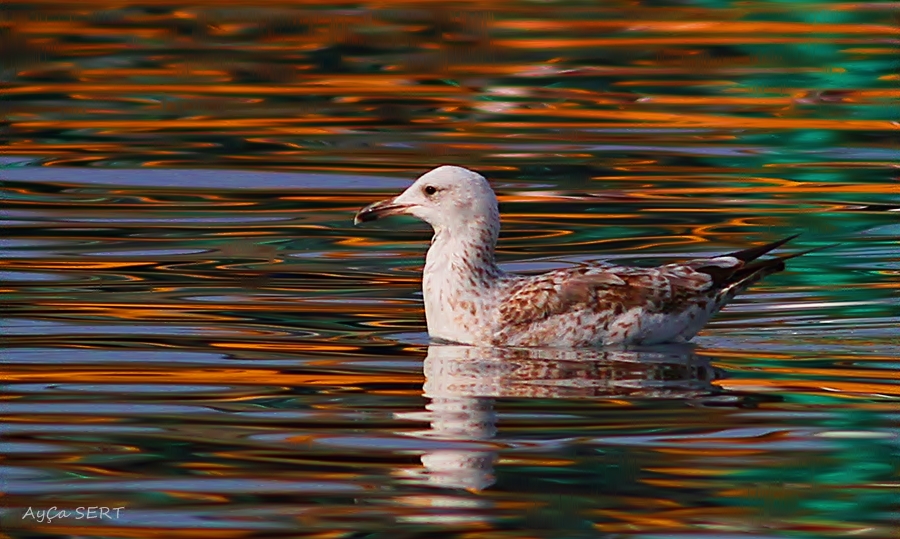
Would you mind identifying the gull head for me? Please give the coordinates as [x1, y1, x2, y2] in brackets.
[354, 165, 499, 232]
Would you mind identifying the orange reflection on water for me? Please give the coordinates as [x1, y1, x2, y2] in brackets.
[3, 368, 421, 387]
[498, 36, 886, 48]
[496, 20, 898, 35]
[29, 526, 250, 539]
[720, 379, 900, 397]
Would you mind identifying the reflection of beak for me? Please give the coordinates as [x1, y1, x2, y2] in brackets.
[353, 199, 411, 225]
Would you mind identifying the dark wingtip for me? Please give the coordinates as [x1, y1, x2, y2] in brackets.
[727, 233, 801, 263]
[701, 237, 839, 290]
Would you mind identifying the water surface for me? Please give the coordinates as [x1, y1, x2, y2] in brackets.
[2, 1, 899, 538]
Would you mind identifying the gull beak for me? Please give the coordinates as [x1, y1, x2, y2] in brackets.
[353, 198, 411, 225]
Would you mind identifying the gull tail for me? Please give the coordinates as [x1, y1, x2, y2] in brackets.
[698, 234, 838, 294]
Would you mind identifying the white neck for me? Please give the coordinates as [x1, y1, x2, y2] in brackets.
[421, 222, 503, 343]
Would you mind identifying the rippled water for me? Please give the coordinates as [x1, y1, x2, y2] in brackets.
[3, 2, 899, 538]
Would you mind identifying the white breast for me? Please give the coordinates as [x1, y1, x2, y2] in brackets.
[422, 234, 491, 344]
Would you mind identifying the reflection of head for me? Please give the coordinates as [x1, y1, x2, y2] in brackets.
[413, 392, 498, 491]
[403, 344, 722, 492]
[420, 450, 496, 491]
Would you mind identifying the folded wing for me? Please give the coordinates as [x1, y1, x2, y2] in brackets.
[493, 235, 813, 345]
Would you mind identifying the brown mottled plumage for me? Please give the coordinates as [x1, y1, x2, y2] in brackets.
[355, 165, 821, 347]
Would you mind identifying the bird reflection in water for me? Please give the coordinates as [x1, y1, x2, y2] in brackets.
[397, 345, 724, 491]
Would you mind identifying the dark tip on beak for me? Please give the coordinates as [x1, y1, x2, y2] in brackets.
[353, 204, 381, 225]
[353, 199, 409, 225]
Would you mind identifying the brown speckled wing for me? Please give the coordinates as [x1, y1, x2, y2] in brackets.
[496, 266, 714, 331]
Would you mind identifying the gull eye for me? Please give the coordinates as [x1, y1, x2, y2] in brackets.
[423, 185, 438, 196]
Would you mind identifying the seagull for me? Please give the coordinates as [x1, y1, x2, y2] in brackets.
[354, 165, 823, 348]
